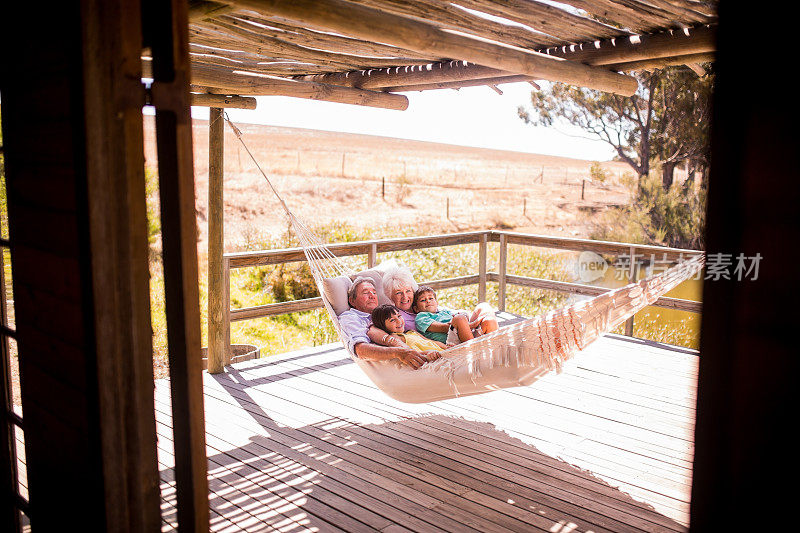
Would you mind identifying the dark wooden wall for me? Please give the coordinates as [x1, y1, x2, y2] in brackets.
[1, 1, 161, 530]
[690, 3, 800, 531]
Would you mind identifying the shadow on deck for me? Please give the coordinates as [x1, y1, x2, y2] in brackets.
[156, 332, 697, 532]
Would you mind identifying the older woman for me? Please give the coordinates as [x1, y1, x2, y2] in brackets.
[381, 265, 418, 331]
[366, 265, 418, 348]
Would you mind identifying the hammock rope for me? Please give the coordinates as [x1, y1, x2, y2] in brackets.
[222, 114, 705, 403]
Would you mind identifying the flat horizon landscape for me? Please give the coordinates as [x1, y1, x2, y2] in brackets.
[143, 116, 653, 251]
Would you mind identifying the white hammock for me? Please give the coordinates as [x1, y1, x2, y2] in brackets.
[224, 116, 705, 403]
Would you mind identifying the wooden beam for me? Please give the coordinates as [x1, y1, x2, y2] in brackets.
[296, 61, 510, 90]
[192, 64, 409, 110]
[228, 13, 434, 61]
[207, 107, 226, 374]
[605, 52, 715, 72]
[83, 0, 163, 529]
[222, 0, 639, 96]
[338, 0, 559, 50]
[188, 0, 235, 21]
[546, 26, 716, 66]
[297, 27, 714, 91]
[190, 93, 256, 109]
[453, 0, 625, 41]
[384, 74, 536, 93]
[194, 16, 430, 69]
[143, 0, 210, 529]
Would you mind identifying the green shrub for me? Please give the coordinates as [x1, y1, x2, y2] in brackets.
[590, 172, 705, 249]
[268, 262, 318, 302]
[589, 161, 608, 183]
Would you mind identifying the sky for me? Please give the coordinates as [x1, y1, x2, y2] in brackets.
[191, 80, 617, 161]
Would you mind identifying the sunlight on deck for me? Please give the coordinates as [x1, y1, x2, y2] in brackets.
[157, 331, 698, 532]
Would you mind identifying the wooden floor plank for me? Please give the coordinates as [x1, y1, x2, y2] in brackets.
[264, 344, 695, 467]
[188, 382, 534, 533]
[156, 421, 319, 533]
[197, 382, 583, 533]
[155, 393, 379, 533]
[198, 352, 680, 528]
[230, 338, 694, 521]
[163, 384, 488, 533]
[157, 332, 695, 531]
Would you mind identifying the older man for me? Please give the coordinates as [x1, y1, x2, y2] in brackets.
[339, 277, 440, 370]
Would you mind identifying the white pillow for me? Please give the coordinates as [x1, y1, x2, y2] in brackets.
[321, 275, 353, 316]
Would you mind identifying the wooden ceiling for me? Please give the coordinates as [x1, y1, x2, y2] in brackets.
[180, 0, 717, 109]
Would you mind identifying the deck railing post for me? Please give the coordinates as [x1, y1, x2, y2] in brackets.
[223, 256, 232, 365]
[368, 242, 377, 268]
[624, 245, 636, 337]
[498, 233, 507, 311]
[478, 232, 487, 302]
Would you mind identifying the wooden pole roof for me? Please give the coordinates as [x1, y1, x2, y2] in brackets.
[185, 0, 718, 109]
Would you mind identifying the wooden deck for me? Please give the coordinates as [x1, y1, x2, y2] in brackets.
[156, 313, 698, 532]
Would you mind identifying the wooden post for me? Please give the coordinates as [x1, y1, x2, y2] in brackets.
[207, 107, 225, 374]
[223, 257, 231, 360]
[478, 233, 487, 302]
[498, 233, 508, 312]
[581, 179, 586, 200]
[368, 243, 377, 268]
[446, 197, 450, 220]
[624, 245, 636, 337]
[382, 176, 385, 200]
[2, 0, 161, 529]
[145, 0, 210, 528]
[523, 198, 527, 217]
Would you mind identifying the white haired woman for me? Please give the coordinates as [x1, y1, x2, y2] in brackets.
[381, 265, 419, 331]
[366, 265, 419, 349]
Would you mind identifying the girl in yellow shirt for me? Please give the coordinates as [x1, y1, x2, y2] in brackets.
[371, 304, 446, 352]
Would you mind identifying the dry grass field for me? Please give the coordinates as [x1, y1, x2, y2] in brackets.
[143, 116, 639, 249]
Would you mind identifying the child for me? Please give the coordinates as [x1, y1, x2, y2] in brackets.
[370, 304, 446, 352]
[413, 285, 497, 346]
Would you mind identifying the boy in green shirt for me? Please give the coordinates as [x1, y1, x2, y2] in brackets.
[413, 286, 499, 346]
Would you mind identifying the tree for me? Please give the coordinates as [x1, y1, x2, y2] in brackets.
[518, 65, 713, 191]
[518, 71, 658, 184]
[650, 66, 713, 189]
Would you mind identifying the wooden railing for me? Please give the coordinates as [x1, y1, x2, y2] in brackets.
[213, 231, 703, 366]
